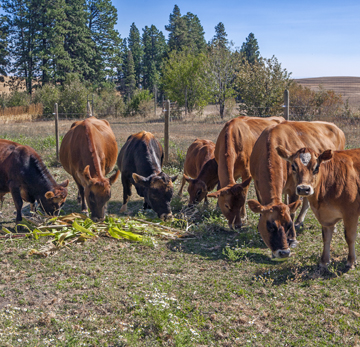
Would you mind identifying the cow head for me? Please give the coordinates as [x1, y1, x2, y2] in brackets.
[41, 179, 69, 216]
[133, 172, 177, 221]
[207, 177, 252, 230]
[248, 199, 301, 258]
[276, 146, 332, 197]
[183, 174, 208, 205]
[81, 166, 120, 221]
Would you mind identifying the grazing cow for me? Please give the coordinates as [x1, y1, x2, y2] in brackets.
[208, 115, 285, 229]
[277, 146, 360, 269]
[248, 121, 345, 259]
[117, 131, 177, 221]
[60, 117, 119, 221]
[178, 139, 218, 205]
[0, 139, 68, 223]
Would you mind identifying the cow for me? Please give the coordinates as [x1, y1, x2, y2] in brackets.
[0, 139, 68, 223]
[117, 131, 177, 221]
[178, 139, 218, 205]
[60, 117, 120, 221]
[276, 146, 360, 269]
[207, 115, 285, 230]
[248, 121, 345, 259]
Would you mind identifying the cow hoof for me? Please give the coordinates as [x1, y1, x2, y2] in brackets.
[120, 204, 127, 213]
[345, 261, 357, 270]
[319, 262, 329, 269]
[295, 222, 304, 231]
[81, 209, 89, 216]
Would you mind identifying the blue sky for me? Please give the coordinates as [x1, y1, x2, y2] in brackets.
[113, 0, 360, 78]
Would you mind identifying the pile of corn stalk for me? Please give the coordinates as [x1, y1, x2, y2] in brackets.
[0, 213, 190, 257]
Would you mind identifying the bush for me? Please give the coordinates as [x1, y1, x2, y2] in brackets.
[94, 89, 125, 118]
[33, 84, 60, 117]
[5, 91, 31, 108]
[125, 89, 153, 117]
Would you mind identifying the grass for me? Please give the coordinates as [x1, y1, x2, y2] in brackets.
[1, 118, 360, 346]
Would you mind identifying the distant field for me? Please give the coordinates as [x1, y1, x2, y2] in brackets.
[296, 76, 360, 108]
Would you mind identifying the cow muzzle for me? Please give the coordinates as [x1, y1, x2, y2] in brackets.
[273, 248, 291, 258]
[160, 213, 173, 222]
[296, 184, 313, 196]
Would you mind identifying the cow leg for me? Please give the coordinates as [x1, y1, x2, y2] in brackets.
[320, 225, 335, 268]
[343, 217, 358, 269]
[240, 174, 251, 221]
[76, 183, 87, 212]
[143, 201, 150, 209]
[178, 175, 186, 196]
[9, 185, 23, 224]
[294, 197, 310, 229]
[120, 176, 132, 213]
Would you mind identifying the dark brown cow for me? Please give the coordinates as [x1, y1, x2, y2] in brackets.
[208, 115, 285, 229]
[0, 139, 68, 223]
[277, 146, 360, 269]
[178, 139, 218, 205]
[248, 121, 345, 259]
[60, 117, 119, 221]
[117, 131, 177, 221]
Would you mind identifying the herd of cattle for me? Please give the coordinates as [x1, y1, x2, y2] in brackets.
[0, 115, 359, 269]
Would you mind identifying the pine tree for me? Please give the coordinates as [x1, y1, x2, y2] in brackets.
[240, 32, 260, 64]
[212, 22, 228, 49]
[128, 22, 143, 88]
[124, 49, 136, 99]
[0, 15, 9, 75]
[184, 12, 206, 53]
[142, 25, 166, 91]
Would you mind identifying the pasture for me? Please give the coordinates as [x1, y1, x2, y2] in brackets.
[0, 115, 360, 346]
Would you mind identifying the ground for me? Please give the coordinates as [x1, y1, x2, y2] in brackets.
[0, 114, 360, 346]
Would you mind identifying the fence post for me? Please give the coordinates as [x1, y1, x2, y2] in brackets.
[164, 99, 170, 165]
[54, 103, 59, 160]
[284, 89, 290, 120]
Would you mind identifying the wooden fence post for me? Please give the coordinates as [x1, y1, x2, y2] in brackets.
[54, 103, 59, 160]
[164, 99, 170, 165]
[284, 89, 290, 120]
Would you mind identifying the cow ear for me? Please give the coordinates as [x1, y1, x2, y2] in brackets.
[240, 176, 252, 188]
[318, 149, 333, 164]
[207, 190, 221, 198]
[171, 175, 178, 183]
[289, 199, 302, 213]
[132, 173, 149, 186]
[247, 199, 264, 214]
[183, 174, 193, 183]
[276, 146, 292, 162]
[83, 165, 92, 182]
[109, 170, 120, 185]
[60, 179, 69, 188]
[45, 191, 55, 199]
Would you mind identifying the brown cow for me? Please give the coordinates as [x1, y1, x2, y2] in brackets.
[0, 139, 68, 223]
[248, 121, 345, 259]
[117, 131, 177, 221]
[277, 146, 360, 269]
[178, 139, 218, 205]
[208, 115, 285, 229]
[60, 117, 119, 221]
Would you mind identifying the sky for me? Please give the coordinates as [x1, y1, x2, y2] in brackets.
[113, 0, 360, 79]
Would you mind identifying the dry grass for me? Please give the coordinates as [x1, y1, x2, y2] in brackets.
[0, 104, 43, 124]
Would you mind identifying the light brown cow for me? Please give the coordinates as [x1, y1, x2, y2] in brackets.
[208, 115, 285, 229]
[277, 146, 360, 269]
[178, 139, 218, 205]
[60, 117, 119, 221]
[248, 121, 345, 259]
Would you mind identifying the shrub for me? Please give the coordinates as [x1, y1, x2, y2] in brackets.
[125, 89, 153, 117]
[94, 89, 125, 118]
[33, 84, 60, 117]
[5, 91, 31, 108]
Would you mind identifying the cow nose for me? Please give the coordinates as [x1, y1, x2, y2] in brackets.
[228, 222, 242, 230]
[160, 213, 173, 221]
[297, 185, 311, 196]
[278, 249, 291, 258]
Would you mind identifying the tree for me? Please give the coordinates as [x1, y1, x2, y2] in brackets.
[183, 12, 206, 53]
[142, 25, 166, 92]
[236, 56, 292, 116]
[124, 49, 136, 99]
[207, 41, 236, 118]
[211, 22, 228, 49]
[161, 49, 209, 114]
[128, 22, 143, 88]
[0, 15, 9, 75]
[240, 32, 260, 64]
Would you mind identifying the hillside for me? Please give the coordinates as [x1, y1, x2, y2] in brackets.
[295, 76, 360, 108]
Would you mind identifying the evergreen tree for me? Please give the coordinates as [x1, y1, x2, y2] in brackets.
[165, 5, 187, 52]
[124, 49, 136, 99]
[0, 15, 9, 75]
[240, 32, 260, 64]
[128, 22, 143, 88]
[212, 22, 228, 49]
[142, 25, 166, 91]
[184, 12, 206, 53]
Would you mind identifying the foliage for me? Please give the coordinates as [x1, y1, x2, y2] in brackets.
[33, 84, 61, 116]
[236, 56, 292, 116]
[161, 49, 209, 114]
[289, 82, 344, 120]
[94, 89, 125, 117]
[0, 15, 9, 75]
[128, 22, 143, 88]
[240, 32, 260, 64]
[4, 91, 31, 108]
[125, 89, 153, 117]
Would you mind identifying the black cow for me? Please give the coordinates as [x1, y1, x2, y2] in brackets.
[0, 139, 69, 223]
[117, 131, 177, 221]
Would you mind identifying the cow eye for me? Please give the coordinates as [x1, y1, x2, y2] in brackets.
[225, 204, 231, 210]
[313, 165, 319, 174]
[291, 164, 296, 172]
[196, 190, 201, 197]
